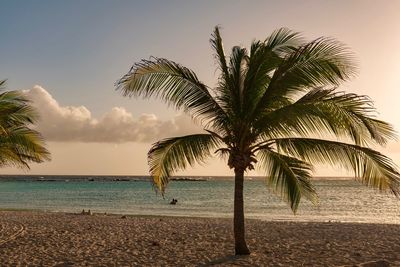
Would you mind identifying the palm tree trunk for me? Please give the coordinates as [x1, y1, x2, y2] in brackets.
[234, 168, 250, 255]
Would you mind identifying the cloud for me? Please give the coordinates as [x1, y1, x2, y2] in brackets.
[23, 86, 202, 143]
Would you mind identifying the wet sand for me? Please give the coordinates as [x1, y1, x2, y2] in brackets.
[0, 211, 399, 266]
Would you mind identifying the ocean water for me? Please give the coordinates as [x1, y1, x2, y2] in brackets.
[0, 176, 399, 224]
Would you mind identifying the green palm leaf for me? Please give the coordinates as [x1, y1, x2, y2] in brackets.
[254, 37, 356, 114]
[264, 28, 303, 55]
[210, 26, 230, 83]
[273, 138, 400, 195]
[148, 134, 220, 194]
[0, 126, 50, 168]
[0, 80, 50, 168]
[227, 46, 248, 118]
[256, 88, 395, 145]
[0, 91, 39, 128]
[238, 28, 303, 119]
[257, 147, 318, 212]
[116, 58, 228, 132]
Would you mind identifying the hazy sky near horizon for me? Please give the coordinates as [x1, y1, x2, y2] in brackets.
[1, 0, 400, 176]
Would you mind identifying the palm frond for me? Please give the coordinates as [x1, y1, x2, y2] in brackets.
[257, 147, 318, 212]
[264, 27, 303, 55]
[210, 26, 230, 82]
[273, 138, 400, 196]
[0, 91, 39, 130]
[227, 46, 248, 118]
[210, 26, 235, 125]
[241, 41, 275, 117]
[0, 82, 50, 168]
[148, 134, 220, 194]
[241, 29, 303, 120]
[254, 37, 356, 114]
[116, 58, 228, 132]
[255, 88, 396, 145]
[278, 37, 356, 88]
[0, 126, 50, 168]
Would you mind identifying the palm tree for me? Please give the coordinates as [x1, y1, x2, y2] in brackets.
[116, 27, 400, 255]
[0, 80, 50, 169]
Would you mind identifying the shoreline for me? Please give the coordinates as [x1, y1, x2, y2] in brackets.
[1, 210, 399, 266]
[1, 208, 399, 226]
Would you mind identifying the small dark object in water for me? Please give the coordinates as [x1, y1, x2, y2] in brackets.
[112, 178, 130, 181]
[121, 215, 126, 219]
[170, 198, 178, 205]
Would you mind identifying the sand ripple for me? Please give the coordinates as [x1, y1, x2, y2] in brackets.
[0, 218, 26, 246]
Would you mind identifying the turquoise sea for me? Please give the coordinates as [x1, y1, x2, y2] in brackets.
[0, 176, 399, 224]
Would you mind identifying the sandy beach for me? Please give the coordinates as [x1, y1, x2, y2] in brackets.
[0, 211, 398, 266]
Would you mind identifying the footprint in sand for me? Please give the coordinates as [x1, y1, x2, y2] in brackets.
[0, 220, 26, 246]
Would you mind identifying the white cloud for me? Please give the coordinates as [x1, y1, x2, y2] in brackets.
[23, 86, 202, 143]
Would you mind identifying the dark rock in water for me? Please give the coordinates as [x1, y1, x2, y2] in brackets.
[170, 177, 207, 181]
[121, 215, 126, 219]
[112, 178, 131, 181]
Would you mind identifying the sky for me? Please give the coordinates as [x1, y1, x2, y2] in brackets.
[1, 0, 400, 176]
